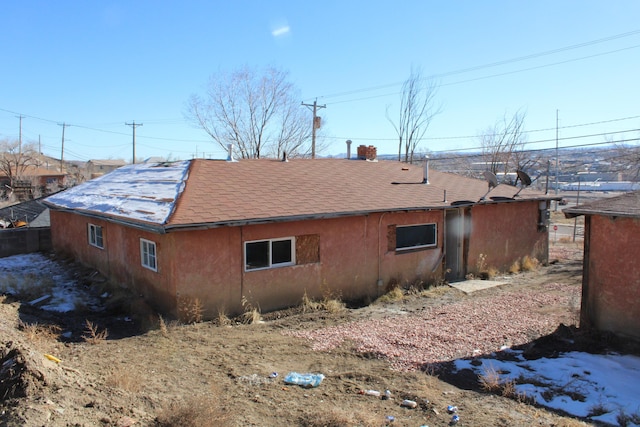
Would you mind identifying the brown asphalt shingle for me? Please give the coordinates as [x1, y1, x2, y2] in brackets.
[167, 158, 549, 227]
[563, 190, 640, 218]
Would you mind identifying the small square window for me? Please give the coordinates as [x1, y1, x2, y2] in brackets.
[140, 239, 157, 271]
[88, 224, 104, 249]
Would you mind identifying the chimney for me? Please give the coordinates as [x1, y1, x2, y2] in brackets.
[423, 156, 430, 184]
[226, 144, 236, 162]
[346, 140, 352, 159]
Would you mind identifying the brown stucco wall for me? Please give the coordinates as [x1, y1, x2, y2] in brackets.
[50, 201, 545, 319]
[172, 211, 444, 316]
[466, 200, 549, 274]
[49, 211, 177, 314]
[582, 215, 640, 340]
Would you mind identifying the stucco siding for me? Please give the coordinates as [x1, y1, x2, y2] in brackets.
[584, 215, 640, 340]
[467, 201, 549, 273]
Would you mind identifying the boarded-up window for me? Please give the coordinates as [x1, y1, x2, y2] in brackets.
[387, 225, 396, 251]
[296, 234, 320, 264]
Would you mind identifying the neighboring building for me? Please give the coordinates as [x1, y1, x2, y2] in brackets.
[45, 158, 558, 319]
[86, 159, 126, 178]
[0, 198, 50, 228]
[0, 166, 66, 200]
[564, 191, 640, 341]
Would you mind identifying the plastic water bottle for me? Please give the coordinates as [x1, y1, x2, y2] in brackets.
[447, 405, 458, 414]
[451, 414, 460, 424]
[364, 389, 381, 397]
[384, 389, 392, 400]
[283, 372, 324, 388]
[401, 399, 418, 408]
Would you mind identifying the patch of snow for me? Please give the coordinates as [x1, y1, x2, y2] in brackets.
[455, 350, 640, 426]
[0, 253, 101, 313]
[45, 160, 190, 224]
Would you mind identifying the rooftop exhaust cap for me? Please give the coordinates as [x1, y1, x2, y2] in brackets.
[346, 140, 352, 159]
[226, 144, 237, 162]
[422, 156, 430, 184]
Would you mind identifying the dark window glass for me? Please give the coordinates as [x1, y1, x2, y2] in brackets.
[396, 224, 436, 250]
[272, 239, 292, 265]
[246, 241, 270, 270]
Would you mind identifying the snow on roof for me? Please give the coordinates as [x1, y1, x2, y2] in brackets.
[45, 161, 190, 225]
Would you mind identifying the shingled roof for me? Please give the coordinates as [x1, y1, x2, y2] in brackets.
[45, 158, 555, 231]
[564, 190, 640, 218]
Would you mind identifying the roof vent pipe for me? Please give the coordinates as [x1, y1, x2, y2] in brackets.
[226, 144, 236, 162]
[423, 156, 430, 184]
[282, 151, 288, 162]
[346, 140, 352, 159]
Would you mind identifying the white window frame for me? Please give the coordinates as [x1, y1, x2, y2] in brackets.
[88, 223, 104, 249]
[395, 223, 437, 251]
[140, 238, 158, 272]
[244, 237, 296, 271]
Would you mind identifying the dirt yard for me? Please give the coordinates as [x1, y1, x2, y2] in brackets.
[0, 241, 614, 427]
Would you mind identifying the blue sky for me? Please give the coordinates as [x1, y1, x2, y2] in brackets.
[1, 1, 639, 162]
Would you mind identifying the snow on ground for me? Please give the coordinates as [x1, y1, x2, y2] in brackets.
[455, 348, 640, 426]
[0, 253, 100, 312]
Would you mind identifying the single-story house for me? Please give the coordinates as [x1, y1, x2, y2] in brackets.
[44, 158, 558, 318]
[86, 159, 127, 179]
[564, 191, 640, 341]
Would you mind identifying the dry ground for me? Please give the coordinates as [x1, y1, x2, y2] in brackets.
[0, 240, 618, 427]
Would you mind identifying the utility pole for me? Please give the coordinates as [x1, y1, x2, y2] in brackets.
[17, 115, 24, 155]
[301, 100, 326, 159]
[555, 109, 559, 211]
[125, 121, 143, 164]
[58, 122, 69, 173]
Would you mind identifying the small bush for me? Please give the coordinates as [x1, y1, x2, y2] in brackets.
[324, 298, 345, 313]
[375, 287, 404, 304]
[301, 291, 321, 312]
[521, 255, 539, 272]
[155, 395, 230, 427]
[18, 321, 61, 342]
[82, 320, 108, 344]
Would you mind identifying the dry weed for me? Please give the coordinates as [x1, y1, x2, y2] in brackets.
[158, 314, 169, 337]
[155, 395, 231, 427]
[375, 287, 404, 304]
[521, 255, 540, 272]
[216, 308, 232, 326]
[18, 321, 61, 342]
[106, 367, 143, 393]
[301, 291, 321, 312]
[558, 236, 573, 244]
[479, 364, 502, 392]
[508, 260, 521, 274]
[240, 296, 261, 324]
[420, 285, 450, 299]
[299, 407, 380, 427]
[323, 298, 345, 313]
[82, 319, 109, 344]
[177, 296, 205, 324]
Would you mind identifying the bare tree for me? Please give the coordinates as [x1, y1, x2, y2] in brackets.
[387, 67, 440, 163]
[0, 139, 38, 187]
[186, 66, 312, 159]
[479, 110, 530, 180]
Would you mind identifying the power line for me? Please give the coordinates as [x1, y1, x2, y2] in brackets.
[306, 29, 640, 102]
